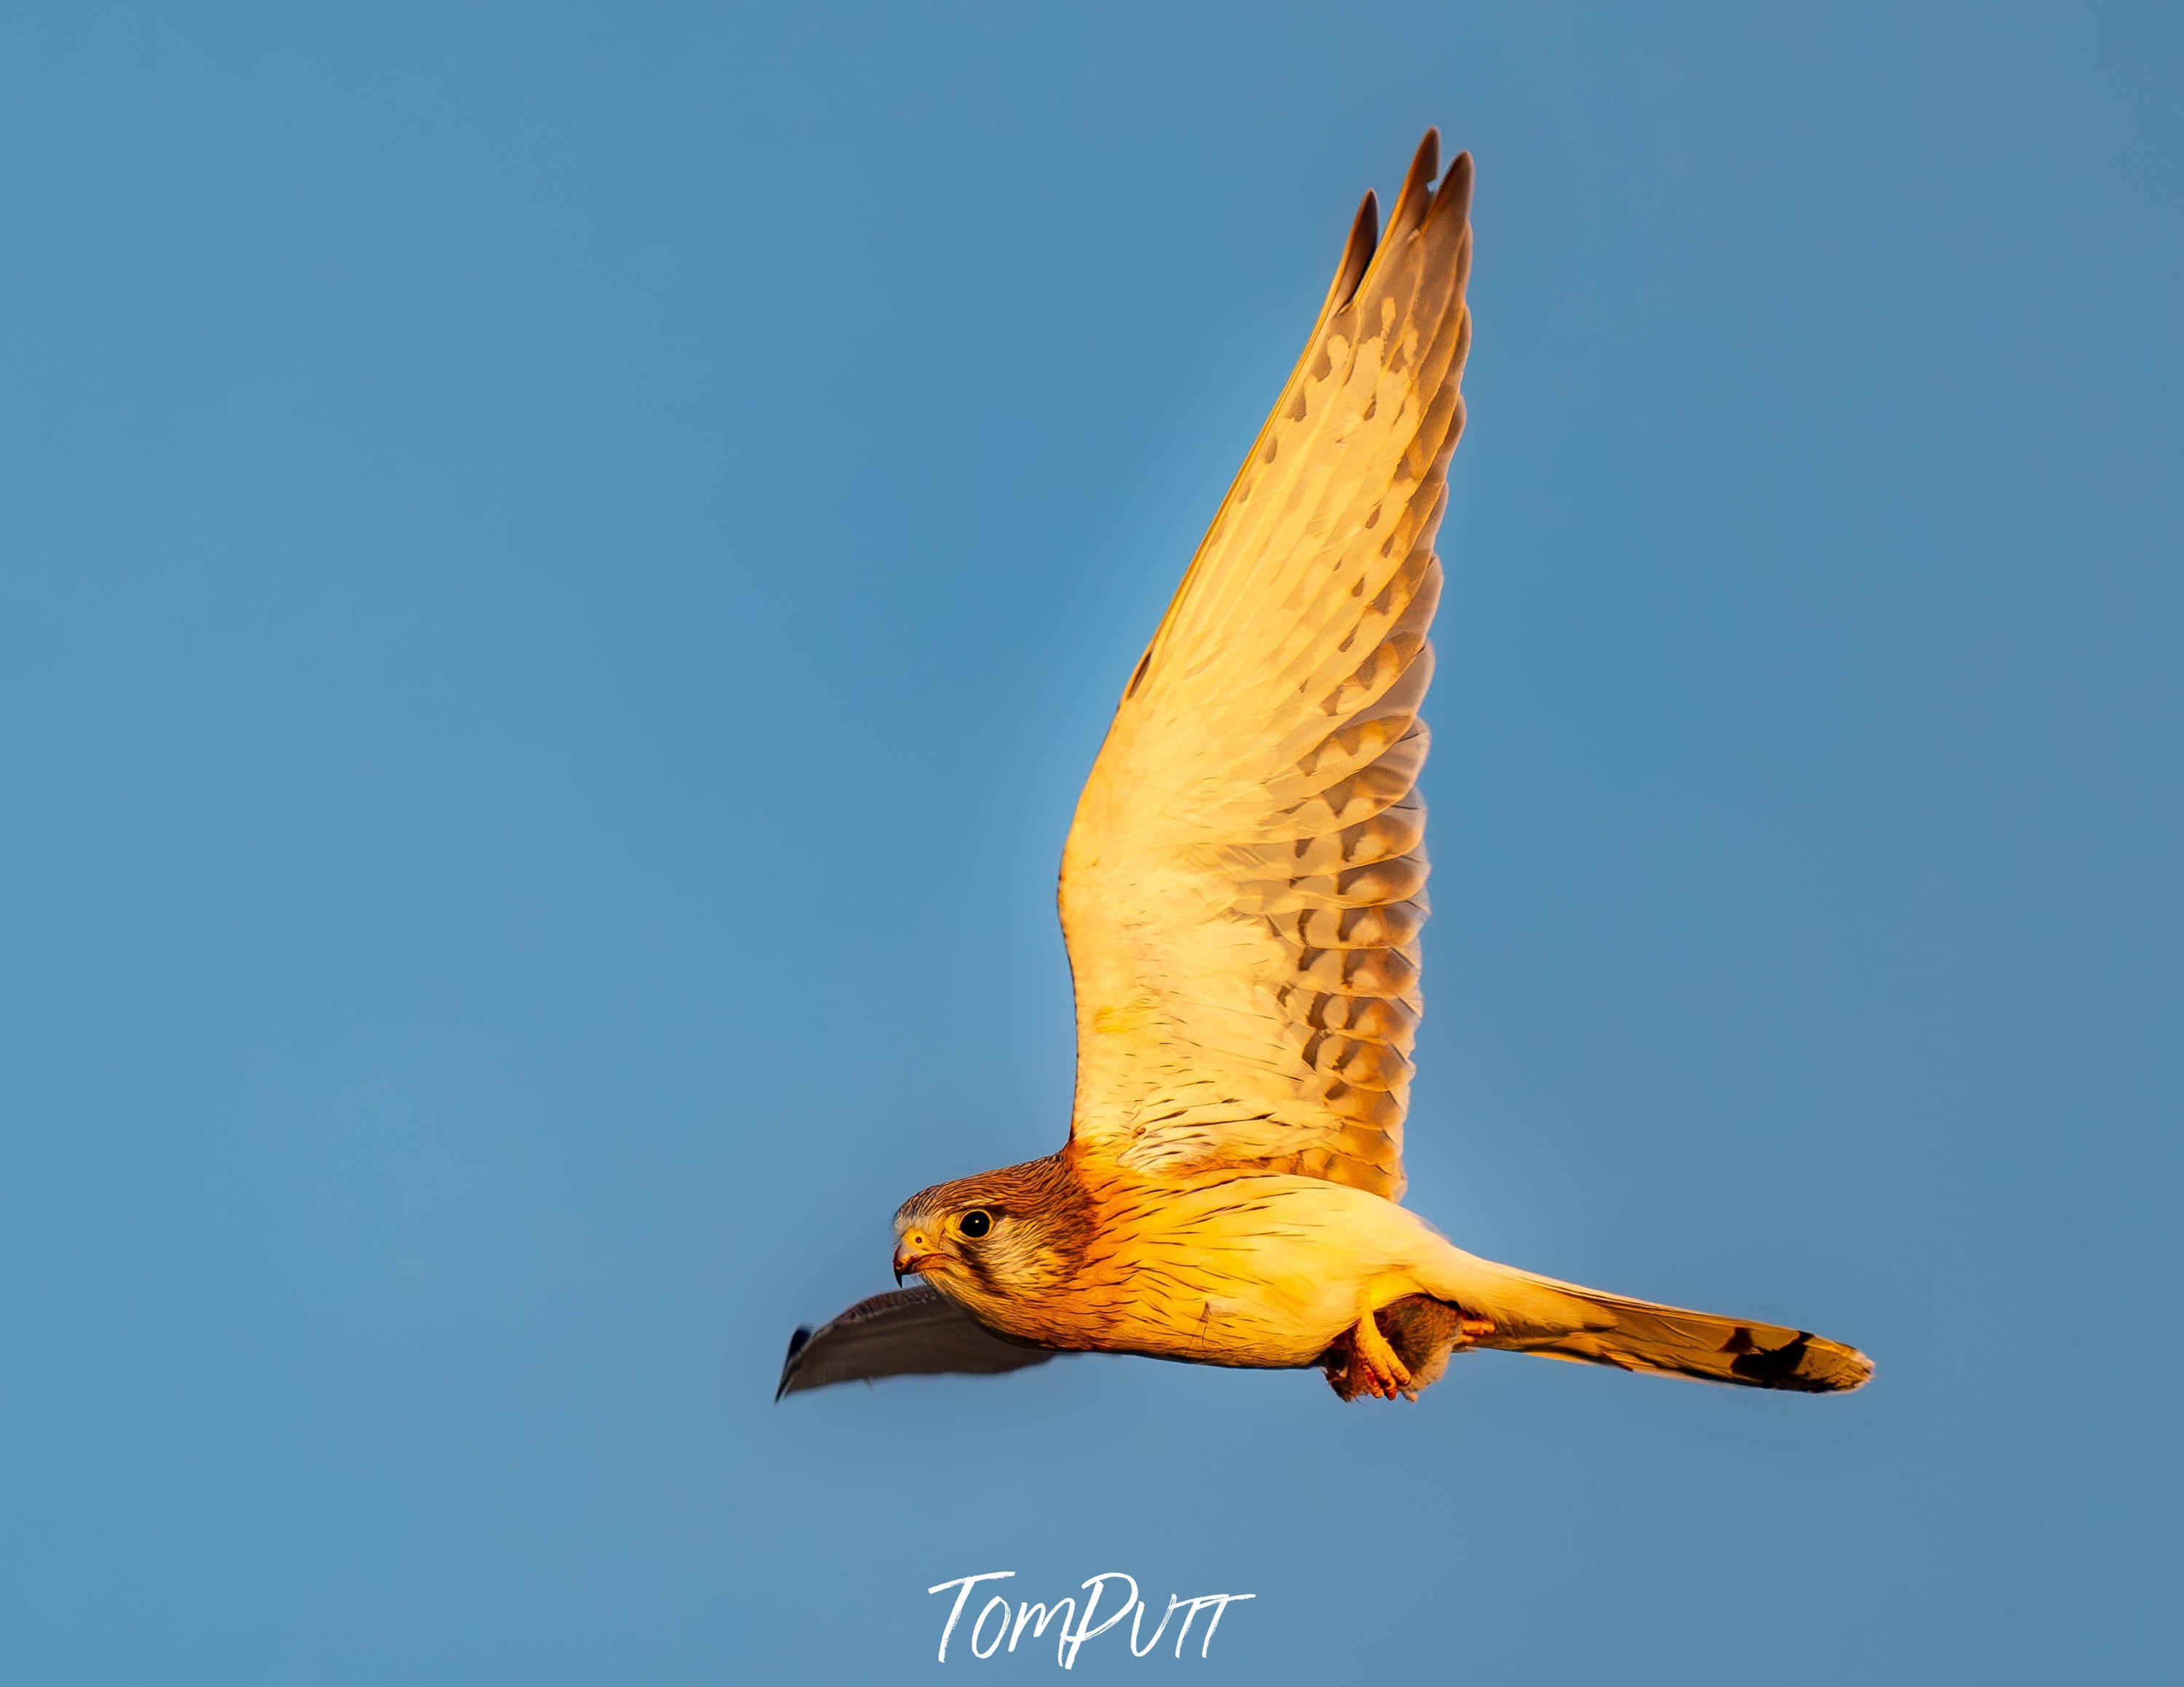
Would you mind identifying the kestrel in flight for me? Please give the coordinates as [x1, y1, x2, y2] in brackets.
[779, 130, 1871, 1405]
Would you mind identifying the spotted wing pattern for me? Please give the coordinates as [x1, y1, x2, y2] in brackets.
[1061, 133, 1474, 1200]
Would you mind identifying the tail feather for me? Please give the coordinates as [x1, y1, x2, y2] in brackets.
[1462, 1264, 1872, 1394]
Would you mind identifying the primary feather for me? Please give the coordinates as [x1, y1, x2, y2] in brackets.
[1063, 133, 1473, 1200]
[778, 131, 1872, 1404]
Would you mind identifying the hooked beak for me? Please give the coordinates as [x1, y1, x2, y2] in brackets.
[893, 1231, 942, 1286]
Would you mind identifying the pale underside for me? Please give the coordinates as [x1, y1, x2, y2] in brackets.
[781, 136, 1875, 1404]
[1061, 136, 1475, 1201]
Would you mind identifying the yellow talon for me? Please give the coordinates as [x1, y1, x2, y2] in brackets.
[1349, 1310, 1414, 1400]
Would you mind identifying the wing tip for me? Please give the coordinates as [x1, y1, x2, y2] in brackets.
[1324, 188, 1380, 315]
[1325, 128, 1473, 316]
[1411, 125, 1443, 190]
[1431, 147, 1475, 230]
[774, 1325, 815, 1401]
[1384, 127, 1442, 240]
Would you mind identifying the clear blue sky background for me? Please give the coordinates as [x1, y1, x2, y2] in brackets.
[3, 4, 2177, 1682]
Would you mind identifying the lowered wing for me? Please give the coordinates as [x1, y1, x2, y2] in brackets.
[775, 1286, 1063, 1399]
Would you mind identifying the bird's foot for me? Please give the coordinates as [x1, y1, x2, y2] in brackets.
[1347, 1310, 1415, 1401]
[1320, 1300, 1502, 1401]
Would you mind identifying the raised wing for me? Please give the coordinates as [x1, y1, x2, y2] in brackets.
[774, 1287, 1062, 1399]
[1061, 133, 1473, 1200]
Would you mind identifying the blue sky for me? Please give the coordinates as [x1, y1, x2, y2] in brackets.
[2, 4, 2178, 1682]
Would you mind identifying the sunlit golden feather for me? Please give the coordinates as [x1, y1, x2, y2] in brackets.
[1062, 135, 1471, 1201]
[778, 132, 1872, 1407]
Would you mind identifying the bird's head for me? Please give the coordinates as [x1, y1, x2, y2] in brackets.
[892, 1153, 1092, 1316]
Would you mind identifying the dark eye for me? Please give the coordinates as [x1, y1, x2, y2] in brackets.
[958, 1209, 992, 1239]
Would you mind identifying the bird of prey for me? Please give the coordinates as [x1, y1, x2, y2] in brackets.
[778, 130, 1871, 1405]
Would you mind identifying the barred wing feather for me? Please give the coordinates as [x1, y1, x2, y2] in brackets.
[1061, 133, 1474, 1200]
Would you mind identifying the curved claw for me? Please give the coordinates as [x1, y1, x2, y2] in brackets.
[1349, 1311, 1414, 1400]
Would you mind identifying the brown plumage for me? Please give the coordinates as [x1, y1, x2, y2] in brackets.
[778, 130, 1872, 1407]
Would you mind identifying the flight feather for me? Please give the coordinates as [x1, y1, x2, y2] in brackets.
[1061, 133, 1474, 1200]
